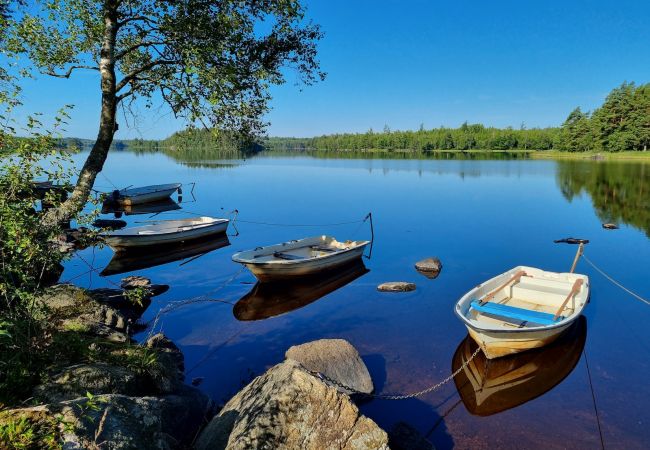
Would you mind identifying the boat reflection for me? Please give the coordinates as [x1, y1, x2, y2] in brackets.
[233, 260, 370, 321]
[452, 316, 587, 416]
[101, 235, 230, 276]
[101, 198, 181, 217]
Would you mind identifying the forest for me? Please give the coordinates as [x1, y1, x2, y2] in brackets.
[264, 82, 649, 153]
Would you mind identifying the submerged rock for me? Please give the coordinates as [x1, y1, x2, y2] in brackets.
[389, 422, 436, 450]
[285, 338, 373, 394]
[415, 257, 443, 279]
[195, 359, 388, 450]
[377, 281, 416, 292]
[121, 275, 153, 289]
[602, 223, 619, 230]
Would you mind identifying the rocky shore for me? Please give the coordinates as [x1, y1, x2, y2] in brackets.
[0, 279, 434, 449]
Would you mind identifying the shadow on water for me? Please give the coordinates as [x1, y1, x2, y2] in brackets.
[556, 160, 650, 236]
[101, 197, 182, 217]
[101, 235, 231, 276]
[452, 316, 587, 416]
[233, 259, 369, 321]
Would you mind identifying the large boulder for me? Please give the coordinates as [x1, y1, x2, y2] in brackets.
[195, 360, 389, 450]
[59, 387, 213, 450]
[285, 339, 373, 394]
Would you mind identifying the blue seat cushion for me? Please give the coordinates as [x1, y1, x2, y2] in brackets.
[470, 300, 562, 325]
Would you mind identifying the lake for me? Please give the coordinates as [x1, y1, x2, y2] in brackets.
[62, 151, 650, 449]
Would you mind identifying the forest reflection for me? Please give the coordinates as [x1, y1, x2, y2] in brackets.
[556, 161, 650, 236]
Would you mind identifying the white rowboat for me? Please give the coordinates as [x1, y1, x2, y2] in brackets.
[111, 183, 181, 205]
[232, 236, 370, 282]
[455, 265, 589, 359]
[103, 217, 229, 251]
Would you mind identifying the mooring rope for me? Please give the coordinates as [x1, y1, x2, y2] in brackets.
[582, 254, 650, 307]
[583, 348, 606, 450]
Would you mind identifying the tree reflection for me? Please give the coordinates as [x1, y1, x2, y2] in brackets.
[556, 161, 650, 235]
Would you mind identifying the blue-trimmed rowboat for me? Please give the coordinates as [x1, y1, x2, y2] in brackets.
[455, 265, 589, 359]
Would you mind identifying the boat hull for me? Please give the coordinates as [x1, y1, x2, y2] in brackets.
[466, 321, 573, 359]
[117, 187, 179, 205]
[104, 221, 228, 250]
[244, 245, 367, 282]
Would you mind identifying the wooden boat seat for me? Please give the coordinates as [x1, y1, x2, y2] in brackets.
[272, 252, 306, 261]
[470, 300, 563, 326]
[510, 278, 573, 307]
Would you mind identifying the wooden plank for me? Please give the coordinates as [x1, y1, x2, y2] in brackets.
[553, 279, 583, 320]
[470, 300, 561, 325]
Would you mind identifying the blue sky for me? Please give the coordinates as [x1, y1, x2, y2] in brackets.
[11, 0, 650, 139]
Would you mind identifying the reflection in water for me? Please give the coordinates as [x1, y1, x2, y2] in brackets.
[556, 161, 650, 235]
[101, 198, 182, 217]
[452, 316, 587, 416]
[101, 235, 231, 276]
[233, 260, 369, 321]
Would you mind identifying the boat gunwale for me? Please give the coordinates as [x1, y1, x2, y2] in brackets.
[118, 183, 182, 196]
[232, 237, 370, 266]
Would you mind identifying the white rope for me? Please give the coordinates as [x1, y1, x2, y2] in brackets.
[582, 254, 650, 307]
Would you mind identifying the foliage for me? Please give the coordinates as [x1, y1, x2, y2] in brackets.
[0, 413, 61, 450]
[558, 82, 650, 152]
[5, 0, 324, 138]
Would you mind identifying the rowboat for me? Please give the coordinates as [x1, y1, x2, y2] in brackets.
[452, 316, 586, 416]
[455, 265, 589, 359]
[233, 260, 369, 321]
[103, 217, 229, 251]
[108, 183, 181, 205]
[101, 235, 230, 276]
[232, 235, 370, 282]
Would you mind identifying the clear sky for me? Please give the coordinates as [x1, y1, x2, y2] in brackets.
[12, 0, 650, 139]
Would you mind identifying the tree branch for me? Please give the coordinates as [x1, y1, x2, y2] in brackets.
[116, 59, 177, 91]
[45, 65, 100, 78]
[115, 41, 167, 60]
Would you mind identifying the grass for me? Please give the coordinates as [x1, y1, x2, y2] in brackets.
[529, 150, 650, 160]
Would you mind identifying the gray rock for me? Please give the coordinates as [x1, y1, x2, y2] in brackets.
[389, 422, 435, 450]
[33, 363, 147, 404]
[415, 257, 443, 279]
[59, 387, 213, 450]
[377, 282, 416, 292]
[195, 360, 389, 450]
[285, 338, 373, 395]
[145, 333, 186, 390]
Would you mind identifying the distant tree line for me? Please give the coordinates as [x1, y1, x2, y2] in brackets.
[263, 82, 649, 153]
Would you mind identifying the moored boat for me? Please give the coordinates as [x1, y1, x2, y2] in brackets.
[103, 217, 228, 251]
[232, 235, 370, 282]
[452, 316, 587, 416]
[108, 183, 181, 205]
[101, 198, 181, 216]
[455, 265, 589, 359]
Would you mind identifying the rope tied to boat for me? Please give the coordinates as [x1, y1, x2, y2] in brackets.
[303, 345, 482, 400]
[581, 254, 650, 307]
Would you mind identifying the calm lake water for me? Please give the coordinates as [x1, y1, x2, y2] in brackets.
[62, 151, 650, 450]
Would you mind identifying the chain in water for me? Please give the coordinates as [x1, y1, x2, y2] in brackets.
[304, 345, 482, 400]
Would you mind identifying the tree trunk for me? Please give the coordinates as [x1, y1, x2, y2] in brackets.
[41, 1, 119, 227]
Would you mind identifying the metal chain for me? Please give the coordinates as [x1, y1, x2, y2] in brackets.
[304, 345, 482, 400]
